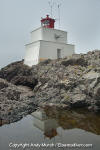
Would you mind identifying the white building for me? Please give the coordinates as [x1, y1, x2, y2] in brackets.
[24, 15, 75, 67]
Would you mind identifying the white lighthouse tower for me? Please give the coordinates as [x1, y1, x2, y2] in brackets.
[24, 15, 75, 67]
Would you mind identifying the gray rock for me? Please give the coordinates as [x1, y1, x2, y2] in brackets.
[0, 50, 100, 125]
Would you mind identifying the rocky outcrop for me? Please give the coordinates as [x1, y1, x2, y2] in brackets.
[0, 50, 100, 123]
[0, 78, 37, 123]
[0, 60, 38, 89]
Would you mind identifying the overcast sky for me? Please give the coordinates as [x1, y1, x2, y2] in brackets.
[0, 0, 100, 68]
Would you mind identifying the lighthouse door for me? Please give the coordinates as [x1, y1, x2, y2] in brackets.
[57, 49, 61, 59]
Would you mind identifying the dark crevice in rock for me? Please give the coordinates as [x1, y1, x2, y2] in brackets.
[61, 58, 88, 67]
[14, 78, 38, 89]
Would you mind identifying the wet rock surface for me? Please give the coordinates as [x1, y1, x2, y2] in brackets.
[0, 50, 100, 123]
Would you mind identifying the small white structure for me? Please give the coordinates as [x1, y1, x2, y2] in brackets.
[24, 15, 75, 67]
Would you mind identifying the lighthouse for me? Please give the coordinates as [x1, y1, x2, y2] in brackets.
[24, 15, 75, 67]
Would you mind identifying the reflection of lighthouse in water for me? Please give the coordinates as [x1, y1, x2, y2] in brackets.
[31, 109, 59, 139]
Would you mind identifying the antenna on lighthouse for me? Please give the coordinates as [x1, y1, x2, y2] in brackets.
[58, 3, 61, 29]
[48, 0, 55, 17]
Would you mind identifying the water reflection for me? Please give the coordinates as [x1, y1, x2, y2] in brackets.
[32, 109, 59, 139]
[32, 107, 100, 136]
[0, 107, 100, 150]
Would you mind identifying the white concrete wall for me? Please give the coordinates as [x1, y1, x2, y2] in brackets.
[39, 40, 75, 59]
[24, 41, 40, 66]
[31, 27, 67, 44]
[31, 28, 42, 43]
[42, 27, 67, 43]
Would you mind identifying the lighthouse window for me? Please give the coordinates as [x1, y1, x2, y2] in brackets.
[44, 20, 50, 25]
[57, 49, 61, 59]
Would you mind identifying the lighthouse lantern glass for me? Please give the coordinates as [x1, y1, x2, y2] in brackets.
[41, 15, 55, 29]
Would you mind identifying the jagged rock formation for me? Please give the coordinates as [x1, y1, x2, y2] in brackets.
[0, 50, 100, 123]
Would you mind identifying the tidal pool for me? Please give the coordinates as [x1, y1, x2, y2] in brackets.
[0, 107, 100, 150]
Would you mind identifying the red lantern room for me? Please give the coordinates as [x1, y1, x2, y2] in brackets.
[41, 15, 55, 29]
